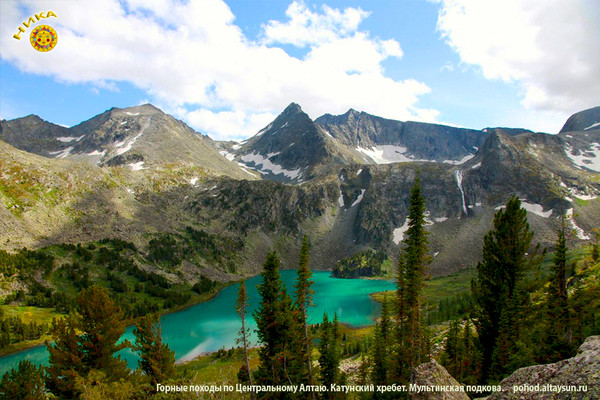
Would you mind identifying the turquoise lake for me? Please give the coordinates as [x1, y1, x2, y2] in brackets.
[0, 271, 394, 375]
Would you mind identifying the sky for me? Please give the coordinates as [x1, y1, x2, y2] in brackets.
[0, 0, 599, 141]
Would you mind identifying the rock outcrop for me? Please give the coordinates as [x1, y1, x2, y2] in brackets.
[486, 335, 600, 399]
[412, 359, 470, 400]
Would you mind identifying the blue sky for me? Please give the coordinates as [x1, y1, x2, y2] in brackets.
[1, 0, 598, 140]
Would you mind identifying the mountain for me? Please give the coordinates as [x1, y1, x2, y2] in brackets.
[1, 104, 599, 278]
[229, 103, 358, 183]
[230, 103, 500, 183]
[0, 114, 70, 155]
[1, 104, 255, 180]
[315, 109, 490, 165]
[559, 106, 600, 133]
[557, 106, 600, 174]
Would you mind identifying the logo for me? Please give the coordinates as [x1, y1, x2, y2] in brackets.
[30, 25, 58, 52]
[12, 11, 58, 52]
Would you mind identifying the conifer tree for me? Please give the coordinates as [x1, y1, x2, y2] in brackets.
[133, 313, 176, 386]
[544, 224, 573, 361]
[371, 295, 391, 387]
[460, 319, 479, 385]
[441, 319, 461, 378]
[0, 360, 45, 400]
[236, 280, 256, 398]
[294, 235, 316, 392]
[254, 250, 303, 393]
[318, 312, 340, 390]
[472, 196, 539, 383]
[394, 175, 430, 382]
[46, 285, 130, 398]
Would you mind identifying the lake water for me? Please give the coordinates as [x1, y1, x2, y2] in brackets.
[0, 270, 394, 375]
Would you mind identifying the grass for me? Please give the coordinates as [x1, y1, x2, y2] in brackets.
[372, 267, 476, 305]
[178, 348, 260, 385]
[0, 306, 64, 356]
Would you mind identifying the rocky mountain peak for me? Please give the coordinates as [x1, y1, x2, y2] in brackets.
[559, 106, 600, 133]
[280, 102, 303, 117]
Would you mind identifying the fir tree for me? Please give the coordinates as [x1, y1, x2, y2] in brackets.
[294, 235, 316, 393]
[46, 285, 130, 398]
[472, 196, 539, 383]
[441, 319, 461, 378]
[543, 224, 574, 361]
[133, 313, 176, 386]
[394, 175, 430, 383]
[254, 250, 303, 395]
[371, 295, 391, 387]
[460, 319, 480, 385]
[236, 280, 256, 398]
[318, 312, 340, 390]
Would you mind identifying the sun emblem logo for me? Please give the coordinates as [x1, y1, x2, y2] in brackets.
[30, 25, 57, 52]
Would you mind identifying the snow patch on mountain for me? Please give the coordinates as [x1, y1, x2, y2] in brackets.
[241, 152, 301, 180]
[443, 153, 476, 165]
[566, 208, 590, 240]
[356, 145, 415, 164]
[219, 150, 235, 161]
[584, 122, 600, 130]
[564, 143, 600, 172]
[351, 189, 366, 207]
[521, 201, 552, 218]
[49, 146, 73, 159]
[128, 161, 146, 171]
[57, 135, 85, 143]
[392, 219, 410, 244]
[114, 131, 144, 156]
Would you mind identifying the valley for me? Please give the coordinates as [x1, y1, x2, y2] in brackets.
[1, 102, 599, 398]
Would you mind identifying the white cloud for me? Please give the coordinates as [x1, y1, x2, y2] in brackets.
[261, 1, 371, 47]
[0, 0, 436, 140]
[436, 0, 600, 114]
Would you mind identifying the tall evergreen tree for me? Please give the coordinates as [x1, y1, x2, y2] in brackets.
[441, 319, 461, 379]
[133, 313, 176, 386]
[46, 285, 130, 398]
[394, 175, 430, 382]
[371, 295, 391, 387]
[544, 224, 573, 361]
[319, 312, 340, 391]
[472, 196, 539, 383]
[294, 235, 316, 393]
[236, 280, 256, 398]
[254, 250, 303, 395]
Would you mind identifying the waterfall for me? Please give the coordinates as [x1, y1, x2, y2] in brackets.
[455, 170, 468, 215]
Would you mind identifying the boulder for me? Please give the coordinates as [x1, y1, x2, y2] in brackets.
[411, 359, 470, 400]
[486, 335, 600, 399]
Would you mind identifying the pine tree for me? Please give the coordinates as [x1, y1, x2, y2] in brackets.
[394, 175, 430, 383]
[0, 360, 46, 400]
[46, 285, 130, 398]
[133, 313, 176, 386]
[294, 235, 316, 392]
[472, 196, 539, 383]
[236, 280, 256, 398]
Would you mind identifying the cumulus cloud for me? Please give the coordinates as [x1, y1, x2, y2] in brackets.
[436, 0, 600, 114]
[0, 0, 436, 140]
[261, 1, 371, 47]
